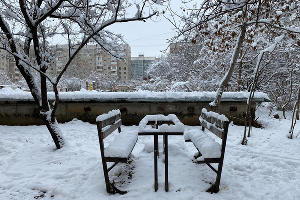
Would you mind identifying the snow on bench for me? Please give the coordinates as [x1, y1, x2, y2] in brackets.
[184, 130, 221, 158]
[201, 108, 229, 122]
[96, 109, 121, 122]
[104, 131, 138, 159]
[96, 109, 138, 194]
[184, 108, 230, 193]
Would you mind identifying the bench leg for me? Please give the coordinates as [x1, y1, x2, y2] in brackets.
[102, 160, 128, 194]
[207, 160, 224, 193]
[99, 136, 113, 193]
[99, 139, 127, 194]
[154, 134, 158, 192]
[194, 151, 202, 159]
[164, 135, 169, 192]
[101, 158, 112, 193]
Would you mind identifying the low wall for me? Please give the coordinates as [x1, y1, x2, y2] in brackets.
[0, 100, 255, 126]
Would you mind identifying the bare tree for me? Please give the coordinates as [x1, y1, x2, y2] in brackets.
[87, 70, 118, 91]
[288, 88, 300, 139]
[170, 0, 300, 108]
[241, 35, 284, 145]
[0, 69, 12, 85]
[0, 0, 157, 149]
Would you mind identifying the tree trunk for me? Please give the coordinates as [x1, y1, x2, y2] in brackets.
[42, 115, 64, 149]
[210, 24, 247, 107]
[237, 59, 243, 92]
[282, 108, 286, 119]
[289, 88, 300, 139]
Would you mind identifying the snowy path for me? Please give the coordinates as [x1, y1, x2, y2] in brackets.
[0, 115, 299, 200]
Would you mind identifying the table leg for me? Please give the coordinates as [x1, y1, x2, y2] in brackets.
[163, 135, 165, 154]
[164, 135, 169, 192]
[154, 134, 158, 192]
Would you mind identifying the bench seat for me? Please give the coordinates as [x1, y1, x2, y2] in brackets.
[97, 109, 138, 194]
[185, 131, 221, 158]
[184, 108, 230, 193]
[105, 132, 138, 159]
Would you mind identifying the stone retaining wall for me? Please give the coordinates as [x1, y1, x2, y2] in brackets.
[0, 100, 255, 126]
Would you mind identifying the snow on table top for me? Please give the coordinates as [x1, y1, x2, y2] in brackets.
[138, 114, 184, 133]
[96, 109, 120, 122]
[0, 87, 270, 102]
[201, 108, 229, 122]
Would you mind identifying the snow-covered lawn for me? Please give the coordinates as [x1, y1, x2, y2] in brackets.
[0, 109, 300, 200]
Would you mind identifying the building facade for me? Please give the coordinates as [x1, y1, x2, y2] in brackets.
[1, 41, 131, 85]
[52, 43, 131, 83]
[131, 54, 157, 80]
[0, 49, 21, 82]
[117, 44, 131, 82]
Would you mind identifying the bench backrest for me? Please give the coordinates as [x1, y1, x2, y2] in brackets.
[96, 110, 122, 139]
[199, 108, 229, 139]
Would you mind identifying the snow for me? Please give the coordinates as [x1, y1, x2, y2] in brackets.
[0, 106, 300, 199]
[104, 131, 138, 158]
[96, 109, 120, 122]
[0, 88, 270, 102]
[201, 108, 229, 122]
[260, 35, 284, 54]
[139, 114, 184, 133]
[184, 129, 221, 158]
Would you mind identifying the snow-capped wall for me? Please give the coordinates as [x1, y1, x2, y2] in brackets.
[0, 88, 270, 102]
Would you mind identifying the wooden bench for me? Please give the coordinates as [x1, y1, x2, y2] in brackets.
[184, 108, 230, 193]
[96, 109, 138, 194]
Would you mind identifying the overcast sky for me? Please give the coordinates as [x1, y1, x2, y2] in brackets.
[48, 0, 184, 58]
[109, 0, 184, 58]
[109, 16, 177, 58]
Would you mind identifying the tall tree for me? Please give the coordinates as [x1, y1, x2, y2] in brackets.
[172, 0, 300, 107]
[0, 0, 157, 149]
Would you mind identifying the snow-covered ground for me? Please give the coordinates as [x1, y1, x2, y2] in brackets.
[0, 106, 299, 200]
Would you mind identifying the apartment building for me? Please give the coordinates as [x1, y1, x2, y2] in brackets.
[0, 49, 9, 74]
[117, 44, 131, 82]
[53, 43, 131, 82]
[131, 54, 157, 80]
[0, 41, 131, 84]
[0, 49, 21, 82]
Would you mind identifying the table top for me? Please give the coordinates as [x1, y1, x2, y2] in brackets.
[138, 114, 184, 136]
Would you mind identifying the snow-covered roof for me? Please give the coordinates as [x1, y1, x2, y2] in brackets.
[0, 88, 270, 102]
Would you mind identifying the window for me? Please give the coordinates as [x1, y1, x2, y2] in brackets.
[230, 106, 237, 112]
[97, 66, 102, 70]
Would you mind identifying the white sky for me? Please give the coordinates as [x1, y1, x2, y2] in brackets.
[49, 0, 185, 58]
[108, 0, 185, 58]
[109, 15, 177, 58]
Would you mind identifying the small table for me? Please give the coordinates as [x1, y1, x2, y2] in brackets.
[138, 114, 184, 192]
